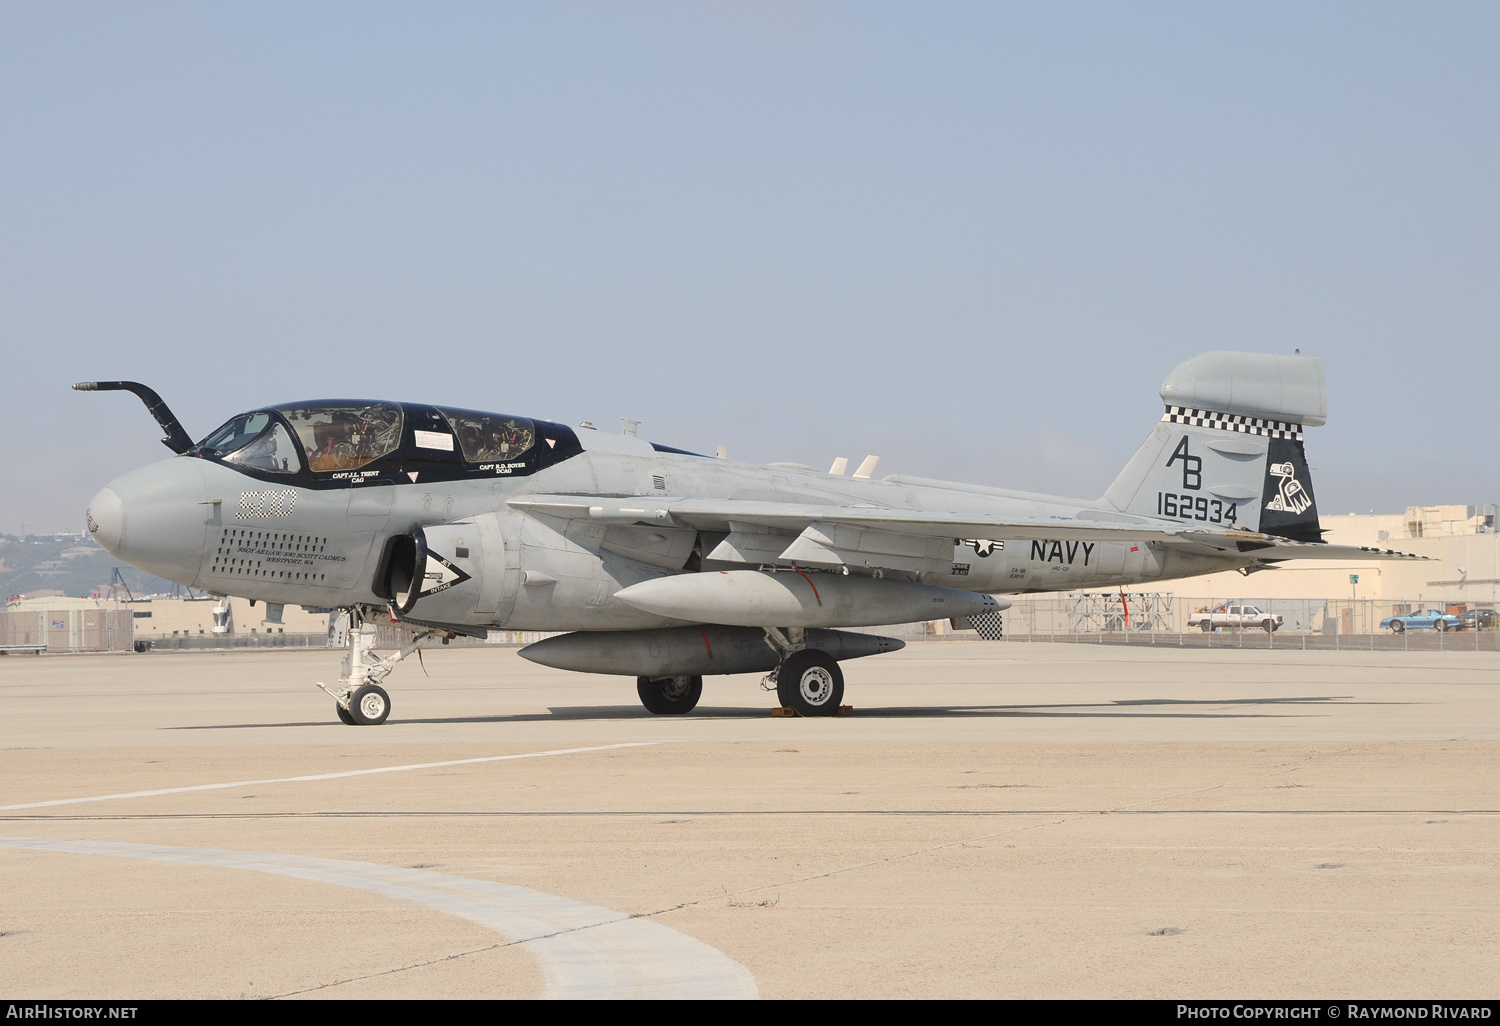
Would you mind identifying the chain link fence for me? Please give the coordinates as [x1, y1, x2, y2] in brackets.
[980, 593, 1500, 652]
[14, 597, 1496, 656]
[0, 609, 135, 653]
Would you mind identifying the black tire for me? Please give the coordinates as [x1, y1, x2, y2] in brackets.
[349, 683, 391, 725]
[1199, 623, 1212, 633]
[1435, 620, 1448, 633]
[775, 649, 844, 717]
[636, 675, 703, 715]
[336, 702, 357, 726]
[1391, 621, 1405, 633]
[1263, 619, 1276, 634]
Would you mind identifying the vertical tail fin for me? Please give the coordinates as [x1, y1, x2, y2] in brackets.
[1101, 352, 1325, 541]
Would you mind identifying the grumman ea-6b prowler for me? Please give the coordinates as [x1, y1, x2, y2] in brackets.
[79, 351, 1421, 725]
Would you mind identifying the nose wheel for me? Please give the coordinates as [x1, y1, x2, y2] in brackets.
[347, 683, 391, 725]
[318, 615, 442, 726]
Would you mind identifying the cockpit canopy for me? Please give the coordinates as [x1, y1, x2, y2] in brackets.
[194, 403, 404, 474]
[189, 400, 563, 483]
[279, 402, 403, 472]
[438, 407, 535, 464]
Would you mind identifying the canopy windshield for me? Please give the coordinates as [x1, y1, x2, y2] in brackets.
[196, 412, 272, 457]
[279, 402, 403, 473]
[224, 422, 300, 474]
[194, 412, 301, 474]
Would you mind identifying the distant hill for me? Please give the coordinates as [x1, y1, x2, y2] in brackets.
[0, 534, 187, 601]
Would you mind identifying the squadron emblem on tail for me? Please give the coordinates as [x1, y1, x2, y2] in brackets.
[1264, 462, 1313, 516]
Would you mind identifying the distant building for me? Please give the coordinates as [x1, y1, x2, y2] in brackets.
[4, 594, 331, 638]
[1180, 504, 1499, 609]
[122, 596, 331, 639]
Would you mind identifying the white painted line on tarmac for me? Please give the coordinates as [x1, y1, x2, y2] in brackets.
[0, 836, 758, 999]
[0, 742, 668, 812]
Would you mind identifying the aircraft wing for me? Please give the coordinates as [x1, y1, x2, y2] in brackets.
[666, 499, 1192, 542]
[510, 495, 1427, 574]
[515, 494, 1192, 541]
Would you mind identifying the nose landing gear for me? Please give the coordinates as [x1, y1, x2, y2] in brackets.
[317, 613, 442, 725]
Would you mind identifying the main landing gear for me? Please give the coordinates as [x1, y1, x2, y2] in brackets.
[630, 628, 850, 717]
[636, 675, 703, 714]
[317, 613, 443, 725]
[762, 627, 845, 717]
[775, 649, 845, 716]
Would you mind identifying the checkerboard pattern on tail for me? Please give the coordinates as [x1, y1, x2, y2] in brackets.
[1162, 406, 1303, 441]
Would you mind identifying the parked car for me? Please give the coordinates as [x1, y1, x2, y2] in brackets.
[1380, 610, 1463, 633]
[1457, 608, 1499, 630]
[1186, 603, 1283, 633]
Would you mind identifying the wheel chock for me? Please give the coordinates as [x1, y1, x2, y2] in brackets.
[837, 705, 854, 716]
[772, 706, 796, 717]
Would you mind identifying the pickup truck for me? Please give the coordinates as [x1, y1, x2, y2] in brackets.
[1380, 610, 1463, 633]
[1186, 603, 1283, 633]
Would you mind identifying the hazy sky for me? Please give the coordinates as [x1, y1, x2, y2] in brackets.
[3, 2, 1497, 534]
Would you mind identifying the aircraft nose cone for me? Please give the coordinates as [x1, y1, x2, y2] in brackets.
[93, 459, 209, 585]
[86, 487, 125, 554]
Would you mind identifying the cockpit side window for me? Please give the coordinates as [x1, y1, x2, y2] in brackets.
[224, 422, 301, 474]
[195, 412, 272, 457]
[279, 402, 404, 473]
[438, 408, 536, 463]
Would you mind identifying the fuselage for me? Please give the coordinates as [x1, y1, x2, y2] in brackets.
[87, 399, 1253, 631]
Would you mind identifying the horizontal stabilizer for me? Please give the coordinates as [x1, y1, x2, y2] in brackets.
[1162, 533, 1428, 562]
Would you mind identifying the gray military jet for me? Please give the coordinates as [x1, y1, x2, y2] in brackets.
[78, 351, 1420, 724]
